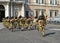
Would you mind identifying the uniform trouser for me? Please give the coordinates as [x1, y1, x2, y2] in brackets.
[17, 22, 20, 28]
[14, 22, 19, 28]
[40, 26, 45, 36]
[3, 21, 7, 27]
[9, 22, 14, 32]
[37, 25, 45, 36]
[5, 22, 10, 28]
[20, 23, 25, 30]
[7, 22, 10, 28]
[25, 23, 31, 30]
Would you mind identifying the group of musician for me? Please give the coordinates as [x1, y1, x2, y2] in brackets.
[2, 15, 47, 37]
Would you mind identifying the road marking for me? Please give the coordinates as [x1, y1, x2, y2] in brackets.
[48, 28, 60, 31]
[0, 27, 4, 29]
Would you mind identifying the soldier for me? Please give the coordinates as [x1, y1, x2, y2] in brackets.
[6, 17, 10, 28]
[14, 17, 18, 28]
[25, 17, 32, 30]
[18, 15, 22, 29]
[20, 17, 26, 31]
[18, 15, 23, 29]
[4, 17, 9, 28]
[16, 17, 20, 29]
[2, 18, 6, 27]
[3, 17, 6, 27]
[37, 15, 46, 37]
[9, 17, 15, 32]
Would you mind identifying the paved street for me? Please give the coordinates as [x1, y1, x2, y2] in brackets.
[0, 23, 60, 43]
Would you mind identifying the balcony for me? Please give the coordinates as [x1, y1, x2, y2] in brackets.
[12, 0, 25, 3]
[13, 0, 25, 1]
[0, 0, 10, 2]
[29, 2, 60, 6]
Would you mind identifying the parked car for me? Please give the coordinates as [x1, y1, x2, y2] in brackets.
[47, 17, 60, 24]
[53, 17, 60, 22]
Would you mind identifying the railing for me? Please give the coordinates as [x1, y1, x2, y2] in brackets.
[0, 0, 10, 2]
[28, 2, 60, 6]
[12, 0, 25, 2]
[12, 0, 26, 3]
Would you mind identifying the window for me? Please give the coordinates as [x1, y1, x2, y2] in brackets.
[50, 11, 52, 17]
[36, 10, 38, 18]
[41, 10, 44, 15]
[25, 0, 30, 4]
[50, 0, 54, 5]
[55, 0, 57, 5]
[55, 10, 58, 17]
[25, 11, 29, 18]
[35, 9, 45, 18]
[36, 0, 39, 4]
[55, 11, 57, 17]
[13, 7, 19, 17]
[50, 10, 58, 17]
[14, 9, 18, 17]
[36, 0, 46, 4]
[42, 0, 45, 4]
[50, 0, 58, 5]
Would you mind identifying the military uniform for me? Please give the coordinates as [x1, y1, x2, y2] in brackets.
[16, 18, 20, 29]
[14, 17, 18, 28]
[6, 18, 10, 28]
[20, 17, 26, 30]
[9, 17, 15, 32]
[25, 18, 32, 30]
[2, 18, 5, 26]
[37, 15, 46, 37]
[4, 18, 9, 28]
[38, 20, 46, 36]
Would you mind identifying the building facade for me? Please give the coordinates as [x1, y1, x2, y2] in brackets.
[27, 0, 60, 18]
[0, 0, 60, 21]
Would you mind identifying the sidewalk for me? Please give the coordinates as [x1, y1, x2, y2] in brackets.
[47, 24, 60, 28]
[0, 22, 5, 29]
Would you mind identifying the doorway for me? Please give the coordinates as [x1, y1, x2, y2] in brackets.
[0, 5, 5, 22]
[25, 11, 29, 18]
